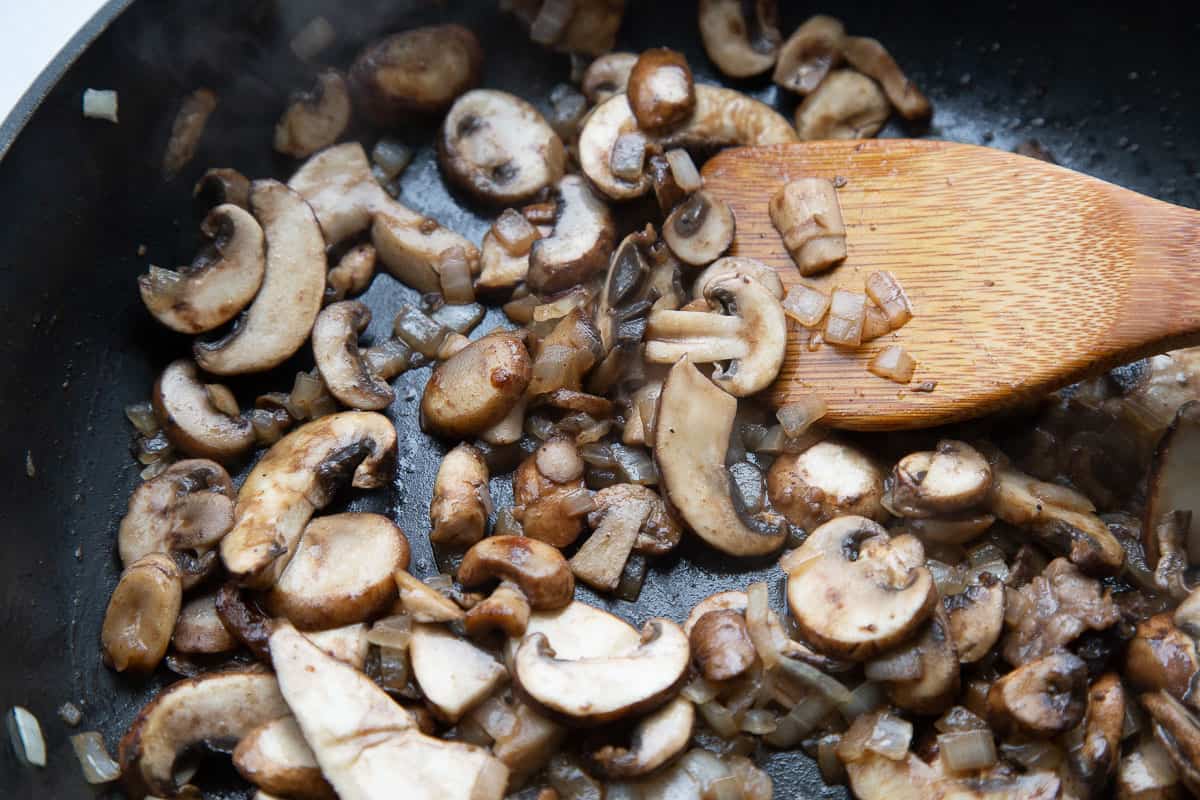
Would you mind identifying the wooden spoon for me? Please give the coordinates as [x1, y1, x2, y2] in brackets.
[701, 139, 1200, 431]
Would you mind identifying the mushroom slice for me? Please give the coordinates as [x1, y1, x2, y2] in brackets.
[587, 695, 694, 779]
[458, 534, 575, 610]
[512, 602, 644, 666]
[785, 515, 936, 659]
[512, 443, 590, 548]
[117, 671, 289, 799]
[139, 204, 266, 334]
[220, 411, 397, 588]
[654, 358, 788, 556]
[465, 581, 531, 639]
[394, 570, 466, 623]
[430, 444, 493, 550]
[153, 359, 254, 461]
[581, 52, 637, 104]
[513, 618, 690, 725]
[570, 494, 653, 592]
[795, 69, 891, 141]
[698, 0, 781, 78]
[370, 205, 482, 295]
[841, 36, 931, 120]
[1141, 690, 1200, 794]
[348, 25, 483, 123]
[269, 623, 508, 800]
[891, 441, 994, 515]
[194, 167, 250, 211]
[627, 48, 695, 133]
[1144, 401, 1200, 570]
[233, 716, 333, 800]
[943, 572, 1005, 664]
[267, 512, 408, 629]
[421, 330, 532, 439]
[884, 607, 960, 715]
[662, 190, 735, 267]
[773, 15, 845, 95]
[591, 483, 682, 557]
[102, 553, 183, 674]
[305, 623, 370, 670]
[1117, 736, 1182, 799]
[1070, 672, 1125, 790]
[1124, 613, 1200, 703]
[767, 440, 886, 532]
[987, 651, 1088, 736]
[409, 623, 508, 722]
[194, 180, 325, 375]
[172, 590, 237, 654]
[527, 175, 616, 294]
[325, 242, 377, 303]
[274, 70, 351, 159]
[440, 89, 566, 205]
[312, 301, 394, 410]
[692, 257, 784, 301]
[892, 512, 996, 546]
[689, 609, 757, 682]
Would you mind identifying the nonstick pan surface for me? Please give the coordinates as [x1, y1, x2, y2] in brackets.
[1, 1, 1198, 797]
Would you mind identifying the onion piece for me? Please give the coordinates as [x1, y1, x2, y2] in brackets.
[864, 648, 923, 682]
[70, 732, 121, 784]
[530, 0, 575, 45]
[611, 132, 649, 182]
[438, 247, 476, 304]
[503, 294, 539, 324]
[740, 709, 778, 735]
[560, 487, 597, 517]
[865, 270, 913, 329]
[934, 705, 988, 733]
[615, 553, 648, 602]
[745, 582, 782, 668]
[937, 730, 996, 771]
[366, 614, 413, 650]
[7, 706, 46, 767]
[927, 560, 967, 596]
[533, 289, 591, 322]
[393, 304, 449, 357]
[377, 645, 410, 692]
[824, 289, 866, 347]
[839, 681, 885, 721]
[762, 692, 833, 747]
[999, 738, 1063, 771]
[371, 138, 412, 183]
[492, 208, 540, 257]
[773, 656, 852, 708]
[868, 345, 917, 383]
[817, 734, 845, 784]
[683, 677, 721, 705]
[495, 508, 523, 537]
[290, 16, 336, 60]
[777, 395, 827, 438]
[611, 443, 658, 485]
[58, 703, 82, 728]
[861, 304, 891, 342]
[665, 149, 703, 193]
[680, 750, 737, 799]
[781, 283, 831, 328]
[82, 89, 118, 123]
[699, 700, 740, 738]
[853, 712, 912, 762]
[579, 443, 616, 469]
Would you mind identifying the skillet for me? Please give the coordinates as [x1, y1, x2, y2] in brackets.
[0, 1, 1197, 797]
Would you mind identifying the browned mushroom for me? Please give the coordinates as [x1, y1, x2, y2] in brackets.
[152, 359, 254, 463]
[627, 48, 695, 132]
[773, 15, 845, 95]
[987, 651, 1088, 736]
[102, 553, 183, 674]
[943, 572, 1005, 664]
[1124, 613, 1200, 702]
[1140, 690, 1200, 794]
[457, 535, 574, 610]
[526, 175, 616, 294]
[1070, 672, 1125, 791]
[841, 36, 931, 120]
[581, 52, 638, 104]
[465, 581, 532, 639]
[172, 590, 238, 655]
[274, 70, 351, 159]
[421, 330, 532, 439]
[349, 25, 483, 123]
[689, 609, 757, 682]
[767, 440, 886, 532]
[769, 177, 847, 275]
[430, 444, 493, 550]
[512, 441, 591, 548]
[1002, 557, 1121, 666]
[698, 0, 781, 78]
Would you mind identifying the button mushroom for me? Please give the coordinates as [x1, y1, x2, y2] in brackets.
[172, 590, 238, 655]
[773, 15, 845, 95]
[194, 180, 326, 375]
[841, 36, 931, 121]
[1144, 401, 1200, 575]
[987, 651, 1088, 736]
[409, 623, 508, 722]
[138, 204, 265, 334]
[219, 411, 397, 588]
[785, 515, 936, 659]
[943, 572, 1005, 664]
[465, 581, 532, 639]
[311, 300, 395, 410]
[698, 0, 781, 78]
[884, 607, 960, 715]
[692, 257, 784, 302]
[526, 175, 616, 293]
[794, 69, 891, 141]
[348, 25, 483, 123]
[769, 177, 847, 276]
[194, 167, 250, 211]
[421, 330, 532, 440]
[233, 716, 333, 800]
[511, 441, 591, 548]
[457, 534, 575, 610]
[689, 609, 758, 682]
[661, 190, 735, 267]
[654, 358, 788, 556]
[512, 602, 644, 670]
[325, 242, 377, 304]
[767, 440, 887, 533]
[889, 441, 994, 516]
[586, 695, 694, 779]
[581, 52, 637, 104]
[101, 553, 183, 674]
[274, 70, 351, 159]
[152, 358, 254, 462]
[627, 48, 695, 132]
[1070, 672, 1125, 791]
[430, 443, 493, 550]
[1124, 613, 1200, 701]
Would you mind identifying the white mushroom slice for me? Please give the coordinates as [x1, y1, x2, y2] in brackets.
[943, 573, 1005, 664]
[370, 206, 481, 295]
[662, 190, 735, 266]
[267, 512, 408, 629]
[795, 69, 891, 141]
[421, 330, 532, 439]
[430, 443, 492, 550]
[692, 257, 784, 301]
[773, 15, 845, 95]
[884, 608, 960, 716]
[117, 671, 289, 799]
[274, 70, 351, 159]
[587, 696, 694, 779]
[409, 623, 508, 722]
[527, 175, 616, 294]
[785, 515, 936, 659]
[1145, 401, 1200, 569]
[509, 601, 643, 666]
[233, 716, 333, 800]
[1141, 690, 1200, 794]
[138, 204, 265, 334]
[394, 570, 465, 623]
[891, 440, 994, 514]
[152, 359, 254, 461]
[311, 301, 394, 410]
[325, 242, 377, 303]
[698, 0, 781, 78]
[269, 623, 508, 800]
[1071, 672, 1125, 791]
[348, 25, 483, 122]
[683, 590, 748, 636]
[841, 36, 931, 120]
[304, 624, 370, 670]
[769, 177, 847, 276]
[654, 358, 788, 556]
[513, 618, 690, 725]
[102, 553, 182, 674]
[579, 86, 797, 201]
[767, 440, 886, 532]
[220, 411, 397, 588]
[570, 495, 653, 592]
[440, 89, 566, 205]
[581, 52, 637, 104]
[172, 591, 237, 654]
[689, 609, 757, 682]
[465, 581, 531, 639]
[194, 167, 251, 211]
[194, 180, 325, 375]
[457, 535, 575, 610]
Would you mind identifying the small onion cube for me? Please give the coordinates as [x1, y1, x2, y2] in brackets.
[611, 443, 658, 485]
[777, 395, 827, 438]
[7, 706, 46, 767]
[560, 487, 597, 517]
[938, 730, 997, 772]
[682, 677, 720, 705]
[868, 345, 916, 384]
[615, 552, 648, 601]
[665, 149, 702, 192]
[782, 283, 831, 328]
[610, 132, 648, 181]
[934, 706, 989, 734]
[865, 270, 913, 329]
[371, 138, 413, 183]
[393, 304, 449, 357]
[70, 732, 121, 784]
[58, 703, 82, 727]
[82, 89, 118, 123]
[502, 293, 539, 324]
[290, 16, 336, 60]
[817, 735, 846, 784]
[532, 288, 589, 322]
[492, 208, 540, 257]
[839, 681, 885, 721]
[124, 401, 160, 436]
[698, 701, 740, 738]
[763, 693, 833, 747]
[861, 303, 891, 342]
[438, 247, 475, 304]
[866, 713, 913, 761]
[824, 290, 866, 346]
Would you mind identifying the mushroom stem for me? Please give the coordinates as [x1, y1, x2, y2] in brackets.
[645, 309, 749, 363]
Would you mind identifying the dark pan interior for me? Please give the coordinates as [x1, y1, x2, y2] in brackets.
[1, 1, 1197, 797]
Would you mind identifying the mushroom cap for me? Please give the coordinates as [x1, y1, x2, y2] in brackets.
[627, 48, 695, 132]
[662, 190, 735, 267]
[581, 52, 637, 104]
[890, 440, 994, 515]
[795, 69, 891, 141]
[943, 572, 1005, 664]
[773, 14, 845, 95]
[464, 581, 532, 639]
[274, 70, 351, 159]
[1141, 689, 1200, 794]
[430, 443, 492, 550]
[683, 590, 748, 636]
[288, 142, 381, 246]
[101, 553, 183, 674]
[841, 36, 931, 121]
[689, 609, 757, 682]
[767, 440, 886, 532]
[586, 695, 694, 779]
[692, 257, 784, 301]
[785, 515, 936, 659]
[233, 716, 333, 800]
[312, 301, 395, 411]
[153, 359, 254, 462]
[527, 175, 616, 294]
[987, 651, 1088, 736]
[172, 590, 238, 655]
[457, 534, 574, 610]
[511, 446, 588, 548]
[698, 0, 781, 78]
[394, 569, 466, 623]
[884, 607, 960, 715]
[1070, 672, 1125, 789]
[1124, 612, 1200, 700]
[349, 25, 483, 122]
[510, 601, 643, 665]
[409, 623, 508, 722]
[421, 330, 532, 439]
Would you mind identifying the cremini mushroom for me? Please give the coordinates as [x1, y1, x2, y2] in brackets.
[627, 48, 695, 132]
[511, 602, 644, 672]
[152, 358, 254, 462]
[311, 300, 394, 410]
[692, 257, 784, 301]
[409, 623, 508, 721]
[512, 442, 591, 547]
[421, 330, 531, 439]
[943, 572, 1005, 663]
[987, 651, 1088, 736]
[661, 190, 735, 267]
[394, 570, 466, 623]
[581, 52, 637, 104]
[430, 443, 493, 550]
[884, 607, 960, 715]
[233, 716, 333, 800]
[138, 204, 265, 334]
[527, 175, 616, 293]
[513, 618, 690, 725]
[1140, 690, 1200, 794]
[689, 609, 757, 682]
[698, 0, 781, 78]
[1124, 612, 1200, 701]
[795, 69, 891, 141]
[654, 358, 788, 556]
[465, 581, 532, 639]
[440, 89, 566, 205]
[570, 489, 653, 592]
[587, 695, 694, 779]
[220, 411, 397, 588]
[1070, 672, 1125, 791]
[841, 36, 931, 120]
[889, 440, 994, 516]
[767, 440, 887, 532]
[1144, 401, 1200, 573]
[348, 25, 483, 123]
[1176, 587, 1200, 637]
[785, 515, 936, 659]
[117, 670, 289, 799]
[215, 581, 276, 661]
[773, 15, 845, 95]
[683, 590, 749, 636]
[325, 242, 377, 303]
[194, 167, 250, 211]
[591, 483, 682, 557]
[101, 553, 183, 674]
[172, 590, 238, 654]
[267, 512, 408, 629]
[769, 177, 847, 275]
[458, 534, 574, 610]
[274, 70, 351, 159]
[194, 180, 325, 376]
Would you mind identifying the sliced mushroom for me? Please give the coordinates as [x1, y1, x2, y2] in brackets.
[570, 493, 653, 592]
[348, 25, 483, 123]
[371, 208, 482, 295]
[117, 670, 289, 799]
[267, 512, 408, 629]
[466, 581, 532, 639]
[311, 301, 393, 410]
[152, 358, 254, 461]
[1003, 557, 1121, 666]
[767, 440, 886, 532]
[274, 70, 351, 159]
[1070, 672, 1125, 790]
[581, 52, 637, 104]
[194, 180, 325, 375]
[692, 257, 784, 301]
[1145, 401, 1200, 570]
[841, 36, 931, 120]
[194, 167, 250, 211]
[458, 534, 574, 610]
[1124, 613, 1200, 702]
[689, 609, 757, 682]
[890, 441, 994, 515]
[587, 695, 694, 779]
[440, 89, 566, 205]
[172, 590, 237, 654]
[102, 553, 182, 674]
[769, 177, 847, 276]
[233, 716, 333, 800]
[477, 230, 535, 292]
[512, 444, 590, 547]
[785, 515, 936, 659]
[394, 570, 466, 623]
[987, 651, 1088, 736]
[421, 330, 531, 439]
[408, 623, 508, 722]
[627, 48, 695, 132]
[305, 623, 370, 670]
[527, 175, 616, 294]
[1151, 510, 1192, 600]
[513, 618, 690, 725]
[269, 622, 508, 800]
[512, 602, 644, 671]
[943, 572, 1005, 664]
[591, 483, 682, 557]
[698, 0, 781, 78]
[885, 607, 960, 715]
[892, 512, 997, 545]
[654, 358, 788, 555]
[1141, 690, 1200, 794]
[139, 204, 266, 334]
[430, 444, 493, 550]
[683, 591, 749, 636]
[661, 190, 735, 267]
[220, 411, 397, 588]
[773, 15, 845, 95]
[795, 69, 891, 141]
[325, 242, 377, 304]
[520, 0, 624, 56]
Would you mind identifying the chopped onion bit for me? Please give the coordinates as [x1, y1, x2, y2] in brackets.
[366, 614, 413, 650]
[937, 730, 997, 772]
[611, 132, 649, 181]
[8, 706, 46, 767]
[777, 395, 827, 438]
[371, 138, 413, 183]
[70, 732, 121, 784]
[393, 304, 449, 357]
[868, 345, 917, 384]
[781, 283, 831, 328]
[863, 647, 922, 682]
[824, 289, 866, 347]
[82, 89, 118, 123]
[865, 270, 913, 329]
[861, 303, 891, 342]
[492, 208, 541, 257]
[665, 148, 703, 193]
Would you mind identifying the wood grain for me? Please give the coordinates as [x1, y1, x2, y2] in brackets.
[702, 139, 1200, 430]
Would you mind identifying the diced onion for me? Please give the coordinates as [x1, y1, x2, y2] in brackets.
[838, 680, 885, 721]
[492, 208, 540, 257]
[611, 443, 658, 485]
[8, 706, 46, 767]
[698, 700, 740, 738]
[777, 395, 827, 438]
[546, 754, 605, 800]
[57, 703, 82, 727]
[371, 138, 412, 183]
[470, 695, 519, 741]
[927, 559, 968, 596]
[682, 677, 720, 705]
[745, 582, 781, 669]
[290, 16, 336, 60]
[286, 371, 335, 421]
[615, 553, 648, 602]
[70, 732, 120, 784]
[967, 559, 1010, 585]
[367, 614, 413, 650]
[83, 89, 118, 123]
[364, 338, 413, 380]
[864, 647, 922, 682]
[740, 709, 778, 735]
[430, 302, 485, 334]
[999, 739, 1063, 771]
[868, 345, 917, 384]
[937, 730, 996, 771]
[533, 288, 589, 322]
[865, 713, 913, 761]
[773, 656, 852, 708]
[865, 270, 913, 329]
[680, 750, 737, 800]
[495, 508, 524, 537]
[124, 401, 160, 436]
[560, 487, 597, 517]
[377, 646, 410, 691]
[762, 693, 833, 747]
[393, 304, 449, 357]
[438, 247, 475, 304]
[530, 344, 579, 395]
[779, 547, 821, 577]
[824, 289, 866, 347]
[579, 443, 616, 468]
[817, 735, 845, 784]
[781, 284, 831, 328]
[862, 304, 891, 342]
[934, 705, 988, 733]
[610, 132, 648, 181]
[665, 149, 702, 192]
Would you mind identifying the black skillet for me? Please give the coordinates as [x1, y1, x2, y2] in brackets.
[1, 1, 1198, 797]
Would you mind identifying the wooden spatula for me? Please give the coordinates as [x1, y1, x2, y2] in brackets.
[701, 139, 1200, 431]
